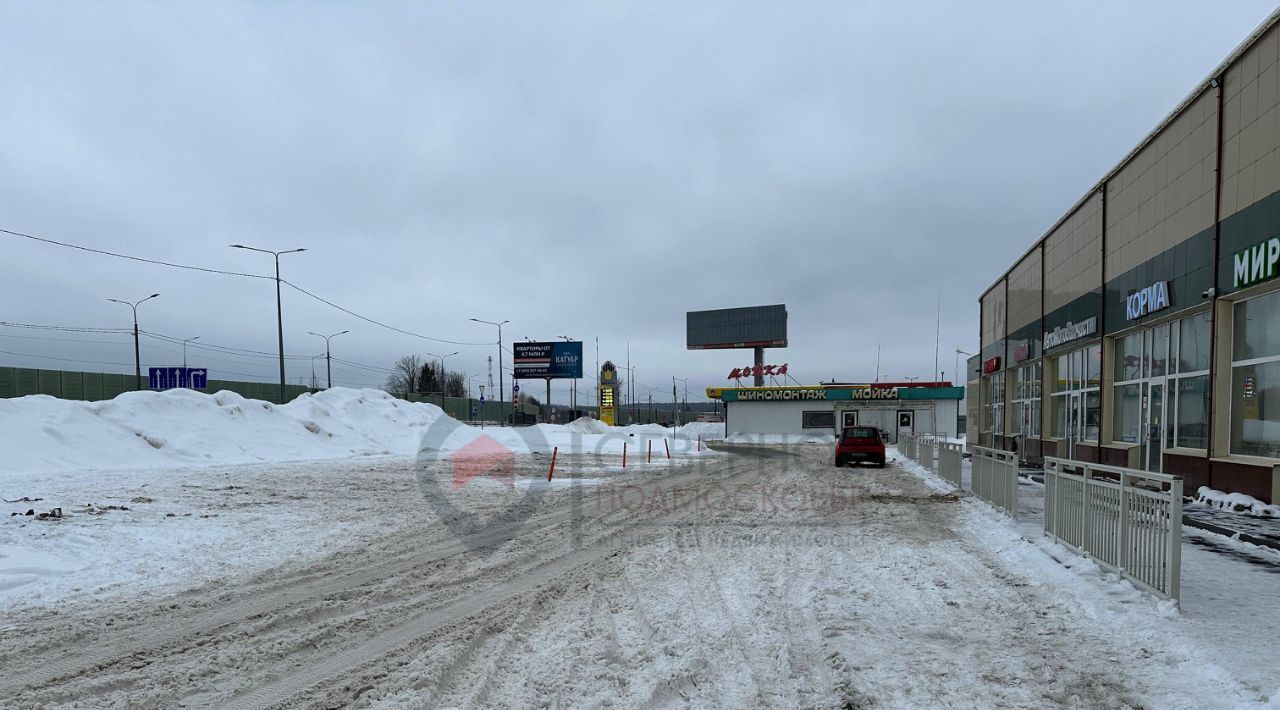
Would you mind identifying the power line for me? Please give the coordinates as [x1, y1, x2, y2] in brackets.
[0, 348, 136, 368]
[280, 281, 488, 346]
[0, 227, 274, 280]
[0, 321, 129, 334]
[1, 226, 490, 347]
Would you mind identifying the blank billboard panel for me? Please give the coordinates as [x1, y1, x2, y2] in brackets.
[686, 304, 788, 350]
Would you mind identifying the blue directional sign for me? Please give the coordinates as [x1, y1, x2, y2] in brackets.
[149, 367, 209, 390]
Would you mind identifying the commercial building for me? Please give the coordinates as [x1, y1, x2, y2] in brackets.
[707, 383, 963, 441]
[978, 10, 1280, 503]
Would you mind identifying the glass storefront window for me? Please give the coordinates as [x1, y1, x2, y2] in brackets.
[1113, 383, 1142, 443]
[1053, 355, 1068, 393]
[1051, 395, 1067, 438]
[1176, 375, 1209, 449]
[1116, 333, 1142, 382]
[1230, 362, 1280, 458]
[1178, 312, 1210, 373]
[1151, 323, 1169, 377]
[1086, 344, 1101, 387]
[1233, 289, 1280, 362]
[1085, 390, 1100, 441]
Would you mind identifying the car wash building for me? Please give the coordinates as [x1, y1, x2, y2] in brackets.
[978, 9, 1280, 503]
[706, 383, 963, 441]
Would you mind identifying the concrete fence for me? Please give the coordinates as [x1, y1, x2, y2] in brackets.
[1043, 457, 1183, 604]
[970, 446, 1019, 519]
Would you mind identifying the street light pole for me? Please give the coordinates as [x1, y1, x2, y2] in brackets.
[182, 335, 200, 369]
[426, 350, 459, 396]
[471, 318, 508, 423]
[307, 330, 349, 388]
[108, 293, 159, 390]
[230, 244, 306, 403]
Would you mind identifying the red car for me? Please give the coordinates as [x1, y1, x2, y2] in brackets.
[834, 426, 886, 467]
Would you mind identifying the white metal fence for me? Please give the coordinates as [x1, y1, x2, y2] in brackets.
[936, 442, 963, 488]
[1043, 457, 1183, 603]
[970, 446, 1019, 519]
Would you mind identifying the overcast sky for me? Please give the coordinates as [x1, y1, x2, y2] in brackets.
[1, 1, 1276, 403]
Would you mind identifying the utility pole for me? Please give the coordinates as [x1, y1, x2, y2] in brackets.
[934, 291, 942, 384]
[108, 293, 159, 390]
[471, 318, 509, 423]
[307, 330, 349, 388]
[181, 335, 199, 369]
[230, 244, 307, 403]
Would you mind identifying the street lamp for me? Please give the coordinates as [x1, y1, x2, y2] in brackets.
[306, 330, 349, 389]
[470, 318, 509, 423]
[955, 348, 974, 387]
[181, 335, 200, 369]
[903, 376, 920, 383]
[108, 293, 159, 390]
[673, 376, 688, 426]
[230, 244, 306, 403]
[425, 350, 459, 395]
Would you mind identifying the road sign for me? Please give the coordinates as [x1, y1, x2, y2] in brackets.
[149, 367, 208, 390]
[513, 341, 583, 379]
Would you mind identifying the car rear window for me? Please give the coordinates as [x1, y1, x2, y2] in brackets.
[844, 427, 878, 439]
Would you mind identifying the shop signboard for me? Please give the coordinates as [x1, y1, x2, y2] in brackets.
[1125, 280, 1171, 320]
[1043, 317, 1097, 351]
[1233, 236, 1280, 289]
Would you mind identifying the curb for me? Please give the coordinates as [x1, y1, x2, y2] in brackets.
[1180, 513, 1280, 553]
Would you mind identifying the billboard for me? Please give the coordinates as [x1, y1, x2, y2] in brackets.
[686, 304, 787, 350]
[513, 341, 584, 379]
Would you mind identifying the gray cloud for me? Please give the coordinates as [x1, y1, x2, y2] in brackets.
[1, 1, 1275, 400]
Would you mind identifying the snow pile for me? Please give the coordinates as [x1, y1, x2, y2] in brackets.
[1195, 486, 1280, 518]
[0, 388, 447, 476]
[0, 388, 722, 480]
[563, 417, 612, 434]
[669, 421, 726, 441]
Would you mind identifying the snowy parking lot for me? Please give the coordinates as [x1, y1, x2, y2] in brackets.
[3, 437, 1277, 708]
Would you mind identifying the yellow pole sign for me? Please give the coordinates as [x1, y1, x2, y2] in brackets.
[599, 361, 618, 426]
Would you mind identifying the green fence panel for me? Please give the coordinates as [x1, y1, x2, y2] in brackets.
[0, 368, 14, 399]
[102, 373, 129, 400]
[59, 371, 85, 401]
[36, 370, 60, 397]
[13, 368, 40, 396]
[82, 372, 104, 402]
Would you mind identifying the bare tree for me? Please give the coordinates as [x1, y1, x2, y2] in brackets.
[445, 371, 466, 398]
[385, 355, 424, 395]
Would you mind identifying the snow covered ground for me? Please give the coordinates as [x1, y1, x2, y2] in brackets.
[899, 450, 1280, 706]
[0, 388, 723, 610]
[3, 390, 1278, 706]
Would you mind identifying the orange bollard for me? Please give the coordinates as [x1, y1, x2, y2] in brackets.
[664, 438, 670, 459]
[648, 439, 652, 463]
[622, 441, 627, 468]
[547, 446, 558, 481]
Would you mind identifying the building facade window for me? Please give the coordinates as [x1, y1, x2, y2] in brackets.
[1049, 344, 1100, 446]
[1112, 310, 1210, 470]
[802, 410, 835, 429]
[1013, 362, 1041, 438]
[984, 372, 1005, 439]
[1231, 291, 1280, 458]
